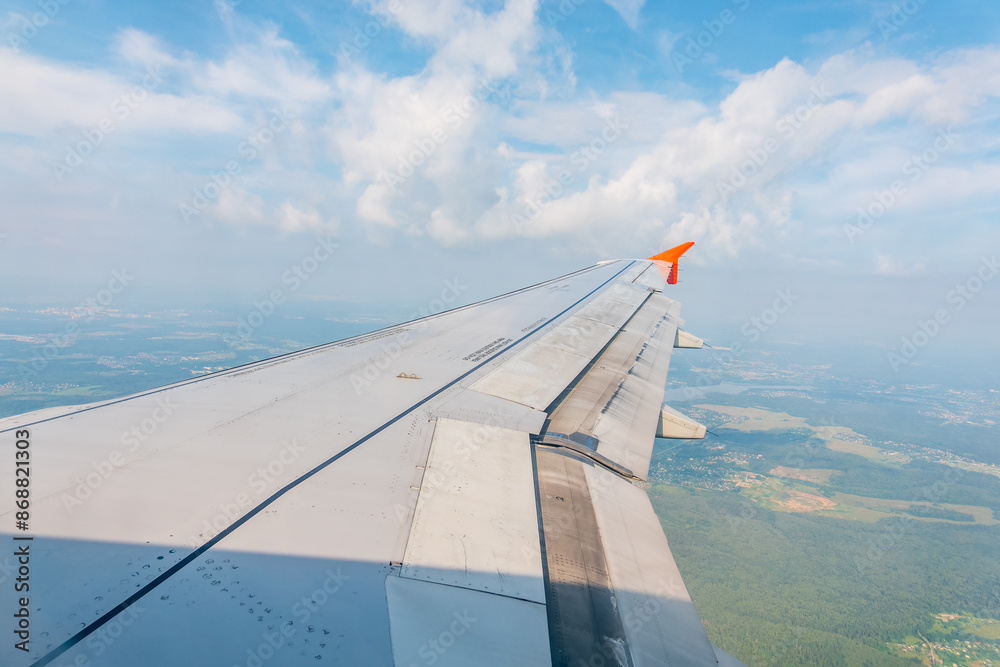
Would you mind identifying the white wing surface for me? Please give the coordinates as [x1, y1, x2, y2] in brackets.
[0, 251, 744, 666]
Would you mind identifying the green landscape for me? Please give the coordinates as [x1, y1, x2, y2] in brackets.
[3, 306, 998, 665]
[649, 396, 1000, 666]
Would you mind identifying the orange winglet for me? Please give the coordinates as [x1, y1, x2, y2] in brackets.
[647, 242, 695, 285]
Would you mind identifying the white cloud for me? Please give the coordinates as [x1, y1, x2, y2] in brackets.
[603, 0, 645, 30]
[875, 253, 926, 276]
[449, 46, 1000, 262]
[193, 26, 333, 104]
[277, 202, 335, 232]
[3, 2, 999, 270]
[428, 207, 470, 245]
[325, 0, 543, 238]
[115, 28, 180, 68]
[0, 47, 241, 137]
[213, 187, 267, 225]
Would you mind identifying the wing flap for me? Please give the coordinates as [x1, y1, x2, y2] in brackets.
[386, 575, 551, 667]
[535, 449, 631, 666]
[400, 418, 545, 603]
[541, 292, 681, 480]
[584, 464, 720, 666]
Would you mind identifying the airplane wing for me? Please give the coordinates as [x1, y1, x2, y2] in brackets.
[0, 245, 746, 667]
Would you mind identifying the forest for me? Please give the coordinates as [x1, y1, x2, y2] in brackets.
[647, 400, 1000, 666]
[651, 483, 1000, 665]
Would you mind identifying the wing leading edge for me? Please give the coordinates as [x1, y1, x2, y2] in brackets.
[0, 250, 744, 666]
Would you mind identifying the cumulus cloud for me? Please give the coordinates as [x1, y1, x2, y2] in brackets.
[0, 48, 243, 136]
[115, 28, 181, 68]
[3, 1, 999, 266]
[324, 0, 541, 242]
[347, 42, 1000, 262]
[193, 26, 333, 104]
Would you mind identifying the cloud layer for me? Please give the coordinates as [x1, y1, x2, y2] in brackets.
[2, 0, 999, 279]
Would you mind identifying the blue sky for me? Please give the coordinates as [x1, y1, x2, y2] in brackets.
[1, 0, 998, 378]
